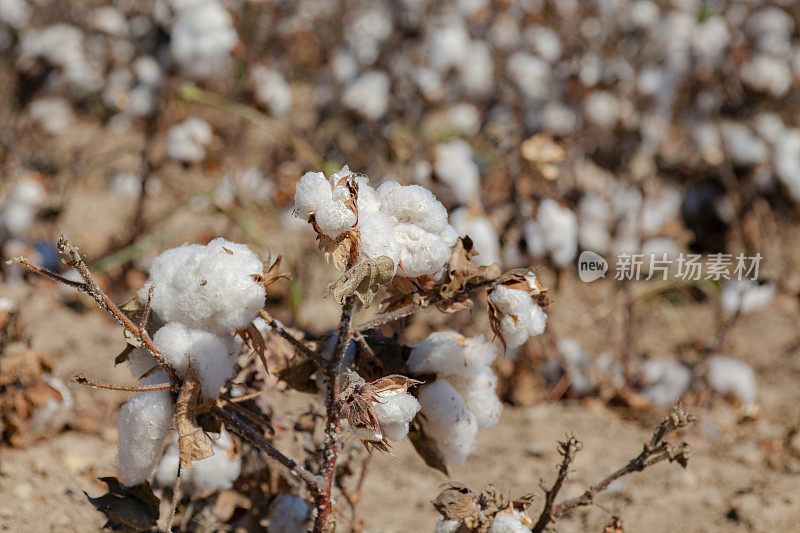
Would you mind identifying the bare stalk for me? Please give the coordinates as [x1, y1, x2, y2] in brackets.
[315, 296, 357, 533]
[258, 310, 325, 366]
[70, 374, 176, 392]
[531, 435, 581, 532]
[212, 404, 322, 492]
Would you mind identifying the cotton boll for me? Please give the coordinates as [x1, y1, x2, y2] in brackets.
[428, 23, 469, 72]
[170, 0, 238, 79]
[448, 368, 501, 429]
[373, 390, 421, 441]
[355, 177, 380, 213]
[408, 331, 468, 375]
[89, 6, 129, 37]
[417, 379, 478, 467]
[0, 0, 30, 29]
[507, 52, 550, 101]
[342, 71, 390, 120]
[433, 140, 480, 205]
[446, 103, 481, 136]
[139, 239, 266, 334]
[523, 220, 547, 259]
[740, 55, 792, 98]
[707, 356, 756, 405]
[720, 280, 775, 314]
[541, 101, 578, 136]
[155, 430, 241, 492]
[268, 494, 311, 533]
[440, 223, 459, 247]
[525, 26, 561, 63]
[435, 518, 461, 533]
[450, 208, 500, 267]
[578, 194, 612, 253]
[346, 7, 392, 66]
[775, 130, 800, 202]
[357, 211, 400, 266]
[128, 348, 158, 379]
[720, 122, 768, 166]
[252, 65, 292, 115]
[584, 91, 620, 130]
[294, 171, 332, 220]
[641, 359, 692, 407]
[28, 98, 74, 136]
[462, 335, 498, 371]
[330, 48, 358, 83]
[537, 199, 578, 266]
[166, 118, 212, 163]
[380, 183, 448, 234]
[116, 370, 174, 486]
[489, 510, 530, 533]
[394, 223, 451, 278]
[314, 196, 357, 238]
[458, 40, 493, 97]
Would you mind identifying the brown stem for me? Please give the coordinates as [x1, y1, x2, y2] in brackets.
[532, 435, 582, 533]
[259, 310, 325, 366]
[163, 461, 181, 533]
[70, 374, 175, 392]
[315, 297, 357, 533]
[212, 404, 322, 492]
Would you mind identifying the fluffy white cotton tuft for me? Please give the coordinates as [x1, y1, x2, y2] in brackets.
[533, 199, 578, 266]
[153, 322, 238, 399]
[342, 71, 390, 121]
[707, 355, 756, 405]
[166, 118, 212, 163]
[373, 389, 421, 442]
[116, 370, 174, 486]
[293, 169, 357, 239]
[417, 378, 478, 467]
[251, 65, 292, 115]
[155, 430, 241, 492]
[489, 285, 548, 348]
[170, 0, 238, 79]
[139, 238, 266, 335]
[268, 494, 311, 533]
[488, 510, 531, 533]
[434, 140, 480, 204]
[641, 358, 692, 407]
[720, 280, 775, 314]
[436, 518, 462, 533]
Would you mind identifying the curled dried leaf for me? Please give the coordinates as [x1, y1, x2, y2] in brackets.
[432, 483, 479, 525]
[85, 477, 160, 532]
[175, 367, 214, 468]
[440, 237, 502, 302]
[326, 256, 395, 307]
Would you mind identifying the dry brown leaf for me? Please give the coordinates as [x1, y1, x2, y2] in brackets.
[175, 367, 214, 468]
[440, 237, 502, 301]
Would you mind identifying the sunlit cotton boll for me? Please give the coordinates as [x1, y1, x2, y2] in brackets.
[170, 0, 238, 79]
[417, 378, 478, 467]
[434, 140, 480, 205]
[740, 54, 792, 98]
[373, 389, 421, 441]
[529, 199, 578, 267]
[153, 323, 239, 400]
[489, 510, 531, 533]
[450, 208, 500, 267]
[641, 359, 692, 407]
[720, 280, 775, 314]
[268, 494, 311, 533]
[155, 430, 241, 493]
[166, 118, 212, 163]
[342, 71, 390, 120]
[707, 355, 756, 405]
[251, 65, 292, 115]
[138, 239, 266, 335]
[488, 285, 547, 348]
[116, 370, 174, 486]
[28, 98, 74, 136]
[447, 367, 502, 429]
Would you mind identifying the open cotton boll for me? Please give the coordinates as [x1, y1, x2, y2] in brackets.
[373, 390, 421, 442]
[155, 430, 241, 493]
[537, 199, 578, 266]
[251, 65, 292, 115]
[293, 171, 332, 220]
[418, 379, 478, 467]
[314, 185, 358, 238]
[408, 331, 468, 375]
[342, 71, 390, 121]
[152, 323, 238, 399]
[268, 494, 311, 533]
[116, 370, 174, 486]
[436, 518, 462, 533]
[720, 280, 775, 314]
[489, 286, 547, 348]
[393, 223, 452, 277]
[641, 359, 692, 407]
[166, 118, 212, 163]
[357, 211, 400, 267]
[127, 348, 158, 379]
[507, 52, 551, 101]
[379, 183, 448, 234]
[448, 368, 502, 429]
[450, 208, 501, 267]
[170, 0, 238, 79]
[489, 510, 531, 533]
[433, 140, 480, 204]
[29, 98, 74, 136]
[139, 238, 266, 334]
[707, 356, 756, 405]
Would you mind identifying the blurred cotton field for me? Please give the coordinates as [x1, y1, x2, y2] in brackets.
[1, 0, 800, 531]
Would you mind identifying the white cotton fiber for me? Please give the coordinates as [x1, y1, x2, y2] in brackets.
[417, 379, 478, 467]
[155, 430, 241, 493]
[394, 223, 452, 277]
[450, 208, 500, 267]
[294, 171, 332, 220]
[489, 285, 547, 348]
[116, 370, 174, 486]
[436, 518, 461, 533]
[408, 331, 469, 375]
[536, 199, 578, 266]
[342, 71, 390, 121]
[641, 359, 692, 407]
[707, 356, 756, 405]
[379, 183, 448, 234]
[356, 211, 400, 267]
[268, 494, 311, 533]
[447, 368, 502, 428]
[488, 510, 530, 533]
[373, 390, 421, 442]
[139, 238, 266, 335]
[152, 322, 238, 399]
[127, 348, 158, 379]
[433, 140, 480, 204]
[170, 0, 238, 79]
[166, 118, 212, 163]
[251, 65, 292, 115]
[720, 280, 775, 314]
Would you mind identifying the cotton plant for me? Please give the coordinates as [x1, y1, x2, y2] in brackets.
[11, 165, 694, 532]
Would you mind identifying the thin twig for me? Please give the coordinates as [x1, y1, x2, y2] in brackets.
[70, 374, 176, 392]
[531, 435, 581, 533]
[339, 454, 371, 533]
[6, 257, 88, 290]
[259, 310, 325, 366]
[533, 405, 694, 531]
[163, 462, 181, 533]
[212, 404, 322, 491]
[140, 284, 155, 332]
